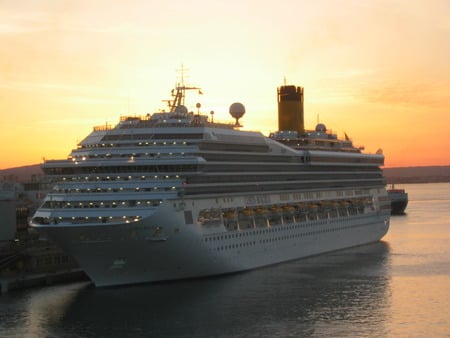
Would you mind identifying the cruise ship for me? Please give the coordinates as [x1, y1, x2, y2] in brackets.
[30, 78, 391, 287]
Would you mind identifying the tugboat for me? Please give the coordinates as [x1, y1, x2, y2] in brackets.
[388, 185, 408, 215]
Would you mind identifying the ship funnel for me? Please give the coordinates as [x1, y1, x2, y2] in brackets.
[277, 85, 304, 134]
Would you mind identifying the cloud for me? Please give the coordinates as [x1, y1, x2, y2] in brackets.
[0, 9, 53, 34]
[0, 79, 112, 95]
[358, 80, 450, 108]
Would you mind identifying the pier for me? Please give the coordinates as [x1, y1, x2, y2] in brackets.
[1, 269, 87, 294]
[1, 231, 88, 294]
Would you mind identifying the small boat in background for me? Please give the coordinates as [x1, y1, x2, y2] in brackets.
[388, 185, 408, 215]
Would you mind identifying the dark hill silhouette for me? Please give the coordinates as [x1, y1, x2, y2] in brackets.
[384, 166, 450, 184]
[0, 164, 43, 182]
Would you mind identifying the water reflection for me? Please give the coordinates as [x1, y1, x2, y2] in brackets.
[0, 281, 90, 338]
[31, 242, 391, 338]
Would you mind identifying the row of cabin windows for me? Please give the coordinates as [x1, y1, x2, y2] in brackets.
[204, 219, 335, 241]
[33, 215, 141, 225]
[60, 174, 182, 182]
[207, 219, 375, 251]
[101, 133, 204, 141]
[52, 186, 178, 193]
[44, 165, 199, 175]
[79, 140, 190, 149]
[71, 152, 190, 160]
[41, 199, 162, 209]
[187, 172, 382, 184]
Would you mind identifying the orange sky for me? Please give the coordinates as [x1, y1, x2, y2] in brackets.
[1, 0, 450, 169]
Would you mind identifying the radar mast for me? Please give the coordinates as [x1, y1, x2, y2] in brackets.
[167, 65, 202, 112]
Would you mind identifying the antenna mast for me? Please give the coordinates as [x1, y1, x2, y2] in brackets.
[177, 64, 187, 87]
[168, 65, 202, 112]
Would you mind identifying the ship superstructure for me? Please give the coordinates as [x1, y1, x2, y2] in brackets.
[30, 78, 390, 287]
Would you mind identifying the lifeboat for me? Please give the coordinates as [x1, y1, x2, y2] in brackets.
[339, 200, 350, 207]
[269, 205, 283, 213]
[223, 209, 237, 218]
[326, 201, 338, 208]
[282, 205, 296, 213]
[254, 207, 268, 215]
[240, 208, 255, 217]
[306, 203, 319, 210]
[296, 203, 307, 211]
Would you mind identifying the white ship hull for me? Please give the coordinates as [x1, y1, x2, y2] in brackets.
[38, 197, 390, 287]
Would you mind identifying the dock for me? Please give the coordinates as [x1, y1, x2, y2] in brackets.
[1, 269, 88, 294]
[1, 231, 89, 294]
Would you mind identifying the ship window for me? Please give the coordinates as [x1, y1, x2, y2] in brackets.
[184, 211, 193, 224]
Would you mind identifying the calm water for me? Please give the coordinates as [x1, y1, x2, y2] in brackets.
[1, 183, 449, 338]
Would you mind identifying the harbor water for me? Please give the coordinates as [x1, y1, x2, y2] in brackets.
[1, 183, 449, 337]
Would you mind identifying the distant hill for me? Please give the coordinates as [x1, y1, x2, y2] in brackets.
[0, 164, 43, 182]
[384, 166, 450, 184]
[1, 163, 450, 184]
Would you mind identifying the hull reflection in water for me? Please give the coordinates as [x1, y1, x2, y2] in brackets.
[43, 242, 390, 338]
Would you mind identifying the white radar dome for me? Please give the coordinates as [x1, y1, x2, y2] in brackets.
[229, 102, 245, 126]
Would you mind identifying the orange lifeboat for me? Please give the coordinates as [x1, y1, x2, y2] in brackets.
[240, 208, 255, 217]
[223, 209, 237, 218]
[254, 207, 268, 215]
[282, 205, 296, 213]
[269, 205, 283, 213]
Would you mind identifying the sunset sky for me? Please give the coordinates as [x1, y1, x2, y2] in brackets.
[1, 0, 449, 169]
